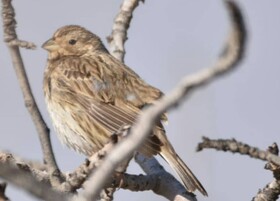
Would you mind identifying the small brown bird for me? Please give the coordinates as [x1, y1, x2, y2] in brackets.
[42, 25, 207, 196]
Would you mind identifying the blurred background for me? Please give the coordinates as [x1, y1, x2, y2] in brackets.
[1, 1, 280, 201]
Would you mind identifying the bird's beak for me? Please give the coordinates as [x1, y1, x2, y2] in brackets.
[41, 38, 59, 51]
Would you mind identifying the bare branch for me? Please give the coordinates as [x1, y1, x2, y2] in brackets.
[67, 146, 181, 196]
[252, 144, 280, 201]
[198, 139, 280, 201]
[107, 0, 142, 61]
[0, 152, 50, 183]
[135, 153, 197, 201]
[107, 0, 199, 198]
[1, 0, 60, 182]
[197, 137, 280, 166]
[63, 135, 119, 192]
[113, 172, 157, 191]
[78, 1, 247, 200]
[0, 152, 66, 201]
[252, 180, 280, 201]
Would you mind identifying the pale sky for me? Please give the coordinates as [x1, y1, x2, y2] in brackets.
[1, 1, 280, 201]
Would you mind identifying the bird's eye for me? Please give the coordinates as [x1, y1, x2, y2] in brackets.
[69, 39, 77, 45]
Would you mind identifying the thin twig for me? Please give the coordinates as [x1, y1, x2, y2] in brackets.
[1, 0, 61, 183]
[197, 137, 280, 166]
[107, 0, 142, 61]
[78, 1, 247, 200]
[198, 139, 280, 201]
[7, 39, 36, 49]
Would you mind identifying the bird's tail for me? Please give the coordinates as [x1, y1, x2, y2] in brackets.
[160, 146, 208, 196]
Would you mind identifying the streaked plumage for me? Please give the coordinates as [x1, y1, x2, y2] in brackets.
[42, 25, 207, 196]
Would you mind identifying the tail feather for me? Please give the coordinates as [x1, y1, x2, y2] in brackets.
[161, 149, 208, 196]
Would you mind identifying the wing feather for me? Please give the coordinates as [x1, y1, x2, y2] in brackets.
[49, 56, 164, 155]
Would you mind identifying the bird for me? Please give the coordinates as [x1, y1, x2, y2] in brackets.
[42, 25, 207, 196]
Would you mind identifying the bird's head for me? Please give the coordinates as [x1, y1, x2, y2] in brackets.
[42, 25, 107, 60]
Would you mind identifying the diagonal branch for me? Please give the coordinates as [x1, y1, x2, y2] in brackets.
[1, 0, 60, 182]
[62, 134, 122, 193]
[106, 1, 196, 200]
[79, 1, 247, 200]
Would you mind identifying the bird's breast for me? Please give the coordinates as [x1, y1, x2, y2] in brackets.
[45, 97, 95, 156]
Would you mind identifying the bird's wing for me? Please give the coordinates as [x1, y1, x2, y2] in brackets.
[49, 56, 163, 156]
